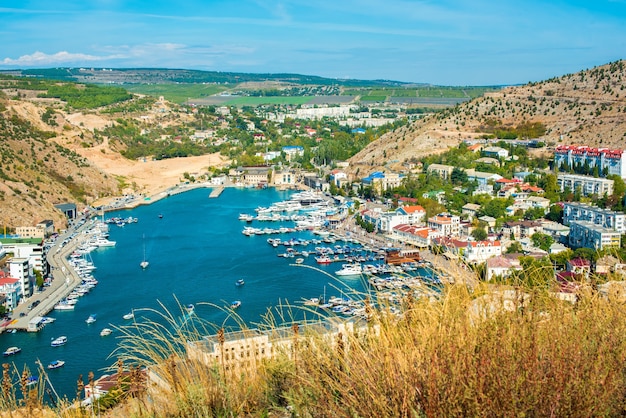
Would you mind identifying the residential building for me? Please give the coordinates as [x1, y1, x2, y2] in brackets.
[0, 274, 21, 310]
[554, 145, 626, 179]
[568, 220, 621, 250]
[566, 258, 592, 279]
[15, 220, 54, 239]
[557, 173, 614, 197]
[426, 163, 455, 180]
[330, 170, 348, 187]
[186, 321, 363, 371]
[395, 205, 426, 224]
[240, 166, 271, 187]
[1, 240, 46, 273]
[482, 146, 509, 159]
[562, 202, 626, 233]
[433, 236, 502, 263]
[485, 256, 522, 281]
[502, 221, 543, 240]
[391, 224, 439, 248]
[9, 257, 32, 298]
[462, 203, 481, 220]
[465, 169, 503, 185]
[282, 146, 305, 162]
[428, 213, 460, 236]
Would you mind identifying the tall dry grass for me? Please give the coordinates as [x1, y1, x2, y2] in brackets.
[5, 277, 626, 417]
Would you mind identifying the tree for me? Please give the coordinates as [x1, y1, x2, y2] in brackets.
[34, 270, 44, 289]
[545, 204, 563, 223]
[450, 167, 467, 185]
[471, 226, 488, 241]
[524, 206, 545, 220]
[531, 232, 554, 252]
[506, 241, 523, 254]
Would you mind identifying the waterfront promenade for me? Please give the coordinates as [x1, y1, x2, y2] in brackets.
[0, 219, 90, 332]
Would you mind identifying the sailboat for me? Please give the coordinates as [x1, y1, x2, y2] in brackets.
[140, 234, 149, 269]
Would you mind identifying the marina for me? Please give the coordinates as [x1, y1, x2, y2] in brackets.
[0, 187, 444, 400]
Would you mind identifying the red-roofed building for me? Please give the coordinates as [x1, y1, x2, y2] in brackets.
[434, 236, 501, 263]
[0, 276, 21, 310]
[428, 213, 460, 236]
[486, 255, 522, 281]
[567, 258, 591, 279]
[392, 224, 440, 248]
[396, 205, 426, 224]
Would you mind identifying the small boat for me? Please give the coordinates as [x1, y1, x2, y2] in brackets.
[54, 302, 75, 311]
[47, 360, 65, 369]
[186, 304, 195, 314]
[295, 258, 304, 264]
[230, 300, 241, 309]
[140, 234, 149, 269]
[85, 314, 97, 324]
[235, 279, 245, 286]
[26, 376, 38, 386]
[303, 297, 320, 306]
[315, 255, 332, 264]
[41, 317, 56, 324]
[3, 347, 21, 356]
[123, 312, 134, 320]
[158, 214, 163, 219]
[51, 336, 67, 347]
[100, 328, 112, 337]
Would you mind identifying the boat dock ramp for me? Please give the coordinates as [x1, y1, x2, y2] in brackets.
[209, 186, 224, 198]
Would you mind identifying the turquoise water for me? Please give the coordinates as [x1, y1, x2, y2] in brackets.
[0, 187, 376, 401]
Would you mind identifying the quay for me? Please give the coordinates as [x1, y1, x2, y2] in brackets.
[209, 186, 224, 198]
[1, 222, 92, 332]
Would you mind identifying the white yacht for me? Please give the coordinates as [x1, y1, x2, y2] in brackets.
[335, 264, 363, 277]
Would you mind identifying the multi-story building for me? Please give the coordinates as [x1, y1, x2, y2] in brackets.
[391, 224, 440, 248]
[1, 240, 46, 273]
[557, 173, 614, 197]
[426, 164, 455, 180]
[433, 237, 502, 263]
[428, 213, 460, 236]
[9, 257, 32, 299]
[554, 145, 626, 179]
[15, 220, 55, 239]
[0, 274, 21, 310]
[562, 202, 626, 233]
[568, 220, 621, 250]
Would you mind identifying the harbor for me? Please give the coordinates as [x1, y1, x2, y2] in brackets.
[0, 187, 447, 400]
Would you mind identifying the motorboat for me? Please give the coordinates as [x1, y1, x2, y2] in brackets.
[54, 302, 75, 311]
[26, 376, 38, 386]
[100, 328, 112, 337]
[140, 260, 149, 269]
[3, 347, 21, 356]
[295, 258, 304, 264]
[230, 300, 241, 309]
[186, 304, 195, 314]
[236, 279, 245, 286]
[85, 314, 97, 324]
[47, 360, 65, 369]
[335, 263, 363, 277]
[123, 312, 134, 320]
[51, 336, 67, 347]
[315, 255, 332, 264]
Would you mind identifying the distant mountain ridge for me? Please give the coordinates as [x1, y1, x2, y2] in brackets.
[1, 67, 419, 87]
[348, 60, 626, 175]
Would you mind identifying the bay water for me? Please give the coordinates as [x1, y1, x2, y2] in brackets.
[0, 187, 369, 401]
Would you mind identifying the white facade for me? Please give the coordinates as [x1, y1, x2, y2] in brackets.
[428, 213, 460, 236]
[568, 220, 621, 250]
[9, 258, 32, 298]
[562, 202, 626, 233]
[1, 242, 45, 272]
[295, 106, 352, 119]
[557, 173, 614, 197]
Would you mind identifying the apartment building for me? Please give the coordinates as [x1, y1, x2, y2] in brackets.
[557, 173, 614, 197]
[562, 202, 626, 233]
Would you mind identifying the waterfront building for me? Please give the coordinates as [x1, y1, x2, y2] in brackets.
[557, 173, 614, 197]
[9, 257, 32, 298]
[562, 202, 626, 233]
[0, 274, 21, 310]
[186, 321, 364, 372]
[568, 220, 621, 250]
[554, 145, 626, 179]
[273, 169, 296, 186]
[15, 220, 54, 239]
[391, 224, 439, 248]
[428, 213, 460, 237]
[240, 166, 272, 187]
[0, 239, 46, 273]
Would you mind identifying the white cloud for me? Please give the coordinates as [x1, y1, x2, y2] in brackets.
[1, 51, 122, 66]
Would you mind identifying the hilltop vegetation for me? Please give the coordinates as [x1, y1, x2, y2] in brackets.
[349, 60, 626, 174]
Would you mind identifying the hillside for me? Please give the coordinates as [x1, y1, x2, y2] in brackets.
[348, 60, 626, 174]
[0, 83, 228, 230]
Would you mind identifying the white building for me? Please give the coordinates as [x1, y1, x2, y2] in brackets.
[568, 220, 621, 250]
[1, 241, 46, 273]
[562, 202, 626, 233]
[428, 213, 460, 236]
[295, 106, 352, 119]
[9, 258, 32, 298]
[557, 173, 614, 197]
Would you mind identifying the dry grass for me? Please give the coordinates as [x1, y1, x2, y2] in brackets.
[4, 278, 626, 417]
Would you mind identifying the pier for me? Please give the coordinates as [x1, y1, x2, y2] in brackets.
[209, 186, 224, 198]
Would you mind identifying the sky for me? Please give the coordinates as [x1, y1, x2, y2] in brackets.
[1, 0, 625, 86]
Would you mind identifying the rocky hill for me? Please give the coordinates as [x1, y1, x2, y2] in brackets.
[0, 83, 221, 230]
[349, 60, 626, 174]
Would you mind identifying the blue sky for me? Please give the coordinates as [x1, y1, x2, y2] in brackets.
[1, 0, 625, 85]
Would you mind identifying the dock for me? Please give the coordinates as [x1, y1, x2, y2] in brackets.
[209, 186, 224, 198]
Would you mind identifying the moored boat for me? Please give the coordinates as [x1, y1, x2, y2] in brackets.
[48, 360, 65, 369]
[3, 346, 21, 356]
[315, 255, 332, 264]
[335, 263, 363, 277]
[230, 300, 241, 309]
[51, 336, 67, 347]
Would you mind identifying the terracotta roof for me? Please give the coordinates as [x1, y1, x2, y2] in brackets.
[402, 205, 425, 214]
